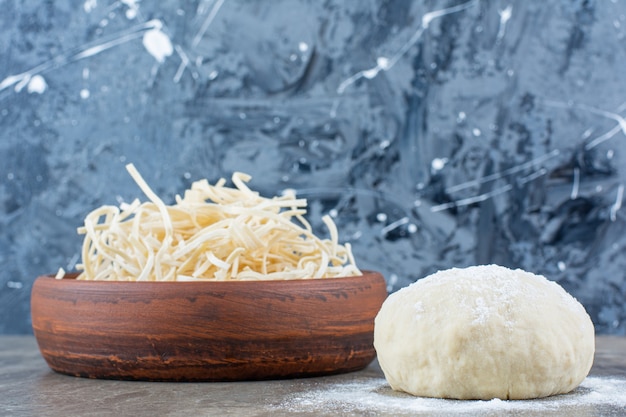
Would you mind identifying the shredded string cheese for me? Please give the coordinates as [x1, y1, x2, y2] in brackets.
[55, 267, 66, 280]
[74, 164, 362, 281]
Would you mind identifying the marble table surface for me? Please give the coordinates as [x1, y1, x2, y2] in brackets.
[1, 336, 625, 416]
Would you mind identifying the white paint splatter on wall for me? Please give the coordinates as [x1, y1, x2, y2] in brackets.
[142, 28, 173, 63]
[27, 75, 47, 94]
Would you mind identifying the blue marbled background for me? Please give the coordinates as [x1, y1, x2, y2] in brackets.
[1, 0, 626, 334]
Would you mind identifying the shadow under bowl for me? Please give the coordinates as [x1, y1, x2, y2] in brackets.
[31, 271, 387, 381]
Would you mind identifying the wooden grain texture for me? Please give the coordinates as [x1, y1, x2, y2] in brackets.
[31, 271, 388, 381]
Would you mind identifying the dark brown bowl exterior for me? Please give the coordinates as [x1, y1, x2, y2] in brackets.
[31, 271, 387, 381]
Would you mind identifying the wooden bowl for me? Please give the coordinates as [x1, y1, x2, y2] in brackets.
[31, 271, 387, 381]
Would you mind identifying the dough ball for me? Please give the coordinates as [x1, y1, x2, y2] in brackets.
[374, 265, 595, 400]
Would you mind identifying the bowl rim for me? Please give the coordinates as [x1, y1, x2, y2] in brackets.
[38, 270, 381, 285]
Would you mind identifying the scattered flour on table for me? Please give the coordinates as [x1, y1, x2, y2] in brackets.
[275, 376, 626, 414]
